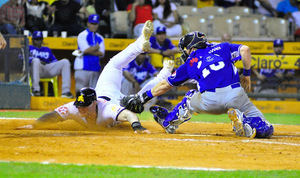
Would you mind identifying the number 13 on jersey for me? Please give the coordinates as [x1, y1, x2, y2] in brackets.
[197, 61, 225, 78]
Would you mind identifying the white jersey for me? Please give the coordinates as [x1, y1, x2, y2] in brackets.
[54, 98, 124, 129]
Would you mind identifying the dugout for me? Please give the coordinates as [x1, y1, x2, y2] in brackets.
[1, 35, 300, 111]
[0, 35, 31, 109]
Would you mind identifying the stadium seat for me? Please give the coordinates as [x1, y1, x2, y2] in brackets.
[177, 5, 199, 17]
[226, 6, 251, 16]
[234, 16, 261, 37]
[182, 16, 208, 34]
[199, 6, 225, 16]
[265, 17, 289, 39]
[29, 76, 58, 97]
[209, 16, 234, 37]
[110, 11, 130, 38]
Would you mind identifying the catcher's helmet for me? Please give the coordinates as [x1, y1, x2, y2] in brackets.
[178, 31, 207, 62]
[74, 87, 97, 107]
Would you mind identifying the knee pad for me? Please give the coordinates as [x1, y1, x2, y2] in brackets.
[243, 117, 274, 138]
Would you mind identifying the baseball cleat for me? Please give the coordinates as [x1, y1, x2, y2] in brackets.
[140, 20, 153, 52]
[150, 105, 177, 134]
[243, 123, 256, 138]
[162, 59, 174, 73]
[228, 108, 245, 137]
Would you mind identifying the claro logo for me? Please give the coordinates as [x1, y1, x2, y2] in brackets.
[62, 41, 76, 46]
[251, 55, 300, 69]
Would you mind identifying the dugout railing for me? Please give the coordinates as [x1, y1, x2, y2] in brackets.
[0, 35, 31, 109]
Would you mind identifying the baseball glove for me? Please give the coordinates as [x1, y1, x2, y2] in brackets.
[120, 94, 145, 113]
[240, 74, 251, 92]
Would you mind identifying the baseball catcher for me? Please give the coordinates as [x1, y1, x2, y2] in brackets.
[121, 31, 274, 138]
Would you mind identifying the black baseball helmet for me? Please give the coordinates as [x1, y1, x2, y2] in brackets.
[178, 31, 207, 62]
[179, 31, 207, 50]
[74, 87, 97, 107]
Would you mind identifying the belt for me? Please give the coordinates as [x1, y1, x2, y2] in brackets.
[205, 83, 241, 93]
[98, 96, 111, 101]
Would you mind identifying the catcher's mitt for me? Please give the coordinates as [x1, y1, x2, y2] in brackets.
[240, 74, 251, 92]
[120, 94, 144, 113]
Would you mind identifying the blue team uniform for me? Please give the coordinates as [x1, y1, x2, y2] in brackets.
[124, 58, 157, 84]
[163, 42, 273, 138]
[167, 42, 241, 92]
[150, 36, 176, 51]
[29, 45, 57, 64]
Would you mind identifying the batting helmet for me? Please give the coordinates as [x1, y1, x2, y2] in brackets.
[178, 31, 207, 62]
[74, 87, 97, 107]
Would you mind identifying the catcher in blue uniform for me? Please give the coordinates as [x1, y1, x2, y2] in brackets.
[121, 31, 274, 138]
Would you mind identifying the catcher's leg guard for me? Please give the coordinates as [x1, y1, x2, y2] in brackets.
[164, 97, 192, 126]
[150, 90, 195, 134]
[243, 116, 274, 138]
[150, 106, 178, 134]
[163, 90, 194, 128]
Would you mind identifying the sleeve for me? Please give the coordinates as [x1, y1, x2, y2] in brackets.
[153, 7, 158, 15]
[170, 2, 177, 11]
[227, 43, 243, 62]
[276, 1, 284, 12]
[54, 102, 75, 121]
[48, 48, 57, 62]
[150, 37, 160, 49]
[167, 63, 189, 86]
[77, 32, 90, 51]
[123, 61, 133, 71]
[166, 39, 176, 49]
[127, 3, 132, 11]
[98, 35, 105, 55]
[101, 102, 125, 122]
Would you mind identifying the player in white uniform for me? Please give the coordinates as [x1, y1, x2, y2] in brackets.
[17, 20, 174, 133]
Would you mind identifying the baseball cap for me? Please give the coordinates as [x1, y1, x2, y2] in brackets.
[156, 26, 166, 34]
[273, 39, 283, 47]
[32, 31, 43, 40]
[88, 14, 100, 24]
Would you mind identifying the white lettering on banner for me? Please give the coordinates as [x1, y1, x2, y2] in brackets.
[31, 49, 50, 59]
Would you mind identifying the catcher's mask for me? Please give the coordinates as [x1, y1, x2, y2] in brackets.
[178, 31, 207, 62]
[74, 87, 97, 107]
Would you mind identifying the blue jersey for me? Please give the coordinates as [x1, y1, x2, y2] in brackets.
[167, 42, 242, 93]
[150, 36, 176, 51]
[29, 45, 57, 64]
[124, 58, 157, 84]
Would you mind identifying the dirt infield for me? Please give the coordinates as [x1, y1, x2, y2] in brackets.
[0, 119, 300, 170]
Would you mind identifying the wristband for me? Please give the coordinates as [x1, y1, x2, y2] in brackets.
[146, 90, 154, 98]
[141, 90, 153, 104]
[243, 69, 251, 76]
[131, 121, 146, 131]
